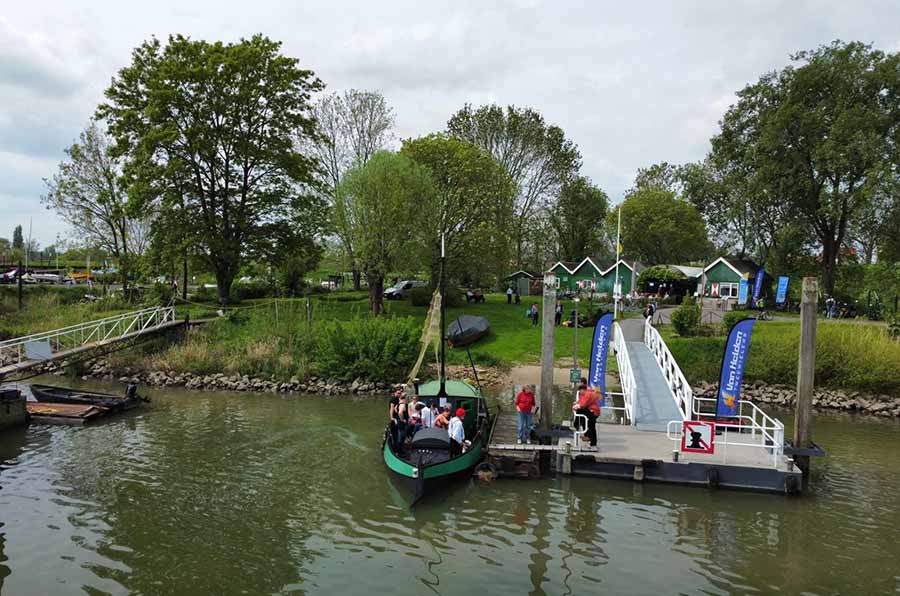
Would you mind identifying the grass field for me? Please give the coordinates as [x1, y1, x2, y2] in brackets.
[661, 319, 900, 395]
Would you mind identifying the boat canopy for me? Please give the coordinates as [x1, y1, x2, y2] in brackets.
[416, 380, 481, 398]
[410, 427, 452, 449]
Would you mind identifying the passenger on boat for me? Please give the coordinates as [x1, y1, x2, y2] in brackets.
[397, 395, 410, 444]
[419, 402, 434, 428]
[448, 408, 466, 455]
[406, 394, 422, 437]
[413, 402, 429, 433]
[573, 378, 602, 448]
[389, 390, 402, 444]
[433, 406, 451, 429]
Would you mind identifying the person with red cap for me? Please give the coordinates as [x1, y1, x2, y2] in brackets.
[448, 407, 466, 455]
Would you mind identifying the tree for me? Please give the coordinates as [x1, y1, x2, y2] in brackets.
[43, 122, 139, 290]
[710, 41, 898, 294]
[548, 176, 609, 261]
[12, 226, 23, 250]
[335, 151, 434, 315]
[629, 162, 683, 195]
[98, 35, 327, 305]
[612, 189, 711, 264]
[400, 134, 516, 288]
[447, 104, 581, 268]
[310, 89, 395, 290]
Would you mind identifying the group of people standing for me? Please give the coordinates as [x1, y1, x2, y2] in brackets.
[389, 392, 467, 454]
[513, 378, 602, 449]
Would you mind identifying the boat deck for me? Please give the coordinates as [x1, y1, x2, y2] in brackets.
[26, 402, 108, 426]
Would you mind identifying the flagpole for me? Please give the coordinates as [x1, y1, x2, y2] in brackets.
[614, 204, 622, 320]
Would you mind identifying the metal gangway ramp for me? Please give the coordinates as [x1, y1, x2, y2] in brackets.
[0, 306, 181, 379]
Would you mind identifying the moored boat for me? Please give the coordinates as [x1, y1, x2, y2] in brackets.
[383, 379, 492, 505]
[28, 384, 147, 412]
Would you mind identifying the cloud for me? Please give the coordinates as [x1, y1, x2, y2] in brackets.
[3, 0, 900, 245]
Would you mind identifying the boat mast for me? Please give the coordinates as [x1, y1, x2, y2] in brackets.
[439, 233, 447, 397]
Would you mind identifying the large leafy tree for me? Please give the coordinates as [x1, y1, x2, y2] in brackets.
[548, 176, 609, 261]
[710, 41, 899, 294]
[311, 89, 395, 289]
[98, 34, 326, 305]
[613, 189, 711, 264]
[447, 104, 581, 269]
[400, 134, 516, 288]
[43, 122, 145, 290]
[335, 151, 434, 315]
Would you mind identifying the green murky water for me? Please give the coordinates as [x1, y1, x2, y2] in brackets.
[1, 380, 898, 595]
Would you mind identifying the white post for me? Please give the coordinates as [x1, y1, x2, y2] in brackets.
[613, 205, 622, 319]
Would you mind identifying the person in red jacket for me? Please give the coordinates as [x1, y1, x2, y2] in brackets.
[515, 385, 536, 444]
[573, 377, 602, 447]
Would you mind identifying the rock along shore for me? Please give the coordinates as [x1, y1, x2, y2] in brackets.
[61, 360, 506, 397]
[692, 380, 900, 418]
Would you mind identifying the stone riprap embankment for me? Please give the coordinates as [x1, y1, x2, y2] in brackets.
[692, 380, 900, 418]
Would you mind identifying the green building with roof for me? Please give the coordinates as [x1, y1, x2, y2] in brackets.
[548, 257, 643, 295]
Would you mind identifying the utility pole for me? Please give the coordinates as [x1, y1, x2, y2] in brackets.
[540, 272, 557, 432]
[794, 276, 818, 474]
[572, 296, 579, 381]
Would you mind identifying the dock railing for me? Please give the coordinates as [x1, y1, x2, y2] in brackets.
[0, 306, 176, 368]
[611, 322, 635, 423]
[643, 317, 691, 420]
[667, 398, 786, 468]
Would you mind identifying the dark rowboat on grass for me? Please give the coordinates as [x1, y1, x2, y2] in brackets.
[29, 384, 147, 412]
[447, 315, 490, 347]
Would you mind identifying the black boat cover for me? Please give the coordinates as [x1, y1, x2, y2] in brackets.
[410, 427, 451, 449]
[447, 315, 490, 346]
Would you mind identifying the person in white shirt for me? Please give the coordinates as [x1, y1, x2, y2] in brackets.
[419, 403, 434, 428]
[448, 408, 466, 455]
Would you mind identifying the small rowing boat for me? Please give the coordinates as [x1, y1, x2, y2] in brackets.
[28, 384, 147, 412]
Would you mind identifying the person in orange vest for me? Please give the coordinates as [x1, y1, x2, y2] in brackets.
[572, 377, 601, 448]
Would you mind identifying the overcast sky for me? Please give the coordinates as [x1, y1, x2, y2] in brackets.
[2, 0, 900, 247]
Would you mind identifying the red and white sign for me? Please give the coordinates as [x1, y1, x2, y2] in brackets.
[681, 421, 715, 454]
[710, 282, 720, 298]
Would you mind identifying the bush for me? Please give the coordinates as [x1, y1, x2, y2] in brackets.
[409, 286, 432, 307]
[722, 310, 753, 334]
[317, 292, 367, 303]
[314, 316, 420, 381]
[230, 280, 273, 302]
[670, 297, 701, 336]
[193, 285, 218, 303]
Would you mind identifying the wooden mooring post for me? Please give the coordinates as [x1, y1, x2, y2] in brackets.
[539, 272, 557, 432]
[794, 276, 817, 474]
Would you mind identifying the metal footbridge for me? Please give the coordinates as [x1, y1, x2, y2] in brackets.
[0, 306, 181, 380]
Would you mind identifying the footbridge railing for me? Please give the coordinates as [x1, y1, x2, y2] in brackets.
[643, 317, 692, 420]
[0, 306, 176, 370]
[611, 322, 635, 423]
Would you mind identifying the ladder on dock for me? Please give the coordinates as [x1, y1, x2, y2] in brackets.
[0, 306, 180, 379]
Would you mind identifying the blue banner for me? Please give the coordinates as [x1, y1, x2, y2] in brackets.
[588, 313, 613, 405]
[776, 276, 789, 304]
[752, 266, 765, 307]
[716, 318, 755, 417]
[737, 278, 748, 305]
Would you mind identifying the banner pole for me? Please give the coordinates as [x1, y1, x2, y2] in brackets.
[614, 205, 621, 319]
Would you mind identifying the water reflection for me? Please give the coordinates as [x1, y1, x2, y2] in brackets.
[0, 382, 897, 595]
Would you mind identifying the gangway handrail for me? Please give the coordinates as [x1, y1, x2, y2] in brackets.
[691, 396, 785, 460]
[643, 317, 691, 420]
[611, 322, 635, 423]
[0, 306, 175, 368]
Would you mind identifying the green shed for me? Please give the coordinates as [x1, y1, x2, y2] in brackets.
[549, 257, 642, 296]
[701, 257, 762, 300]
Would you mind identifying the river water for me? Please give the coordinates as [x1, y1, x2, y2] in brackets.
[1, 381, 898, 595]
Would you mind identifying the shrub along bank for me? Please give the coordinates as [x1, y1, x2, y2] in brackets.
[661, 320, 900, 396]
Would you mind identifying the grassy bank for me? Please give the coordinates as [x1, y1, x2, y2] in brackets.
[2, 288, 620, 381]
[661, 320, 900, 395]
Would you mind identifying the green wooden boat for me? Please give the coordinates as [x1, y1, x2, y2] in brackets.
[382, 380, 492, 505]
[383, 234, 494, 506]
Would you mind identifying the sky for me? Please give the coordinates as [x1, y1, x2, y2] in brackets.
[2, 0, 900, 248]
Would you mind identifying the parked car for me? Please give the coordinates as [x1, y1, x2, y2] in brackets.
[384, 279, 427, 300]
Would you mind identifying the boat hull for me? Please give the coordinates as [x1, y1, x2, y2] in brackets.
[383, 433, 485, 505]
[29, 384, 144, 412]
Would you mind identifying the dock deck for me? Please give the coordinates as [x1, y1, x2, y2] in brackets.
[486, 410, 802, 494]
